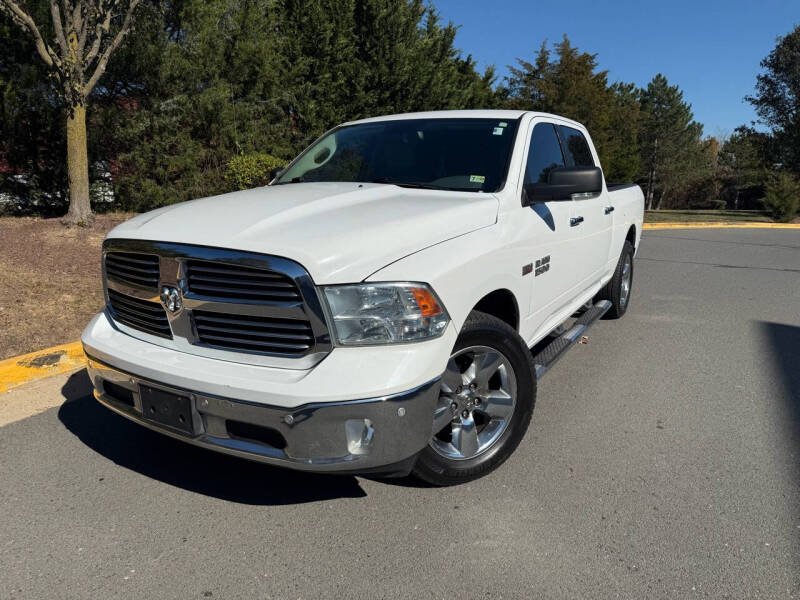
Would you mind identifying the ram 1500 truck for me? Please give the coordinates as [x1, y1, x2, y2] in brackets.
[82, 110, 644, 485]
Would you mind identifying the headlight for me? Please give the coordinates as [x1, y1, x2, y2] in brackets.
[323, 282, 449, 345]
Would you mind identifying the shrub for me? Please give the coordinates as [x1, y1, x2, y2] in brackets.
[225, 153, 285, 191]
[763, 172, 800, 222]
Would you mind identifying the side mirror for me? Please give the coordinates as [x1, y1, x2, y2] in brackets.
[269, 167, 284, 182]
[523, 166, 603, 205]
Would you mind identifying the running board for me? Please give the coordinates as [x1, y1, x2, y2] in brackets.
[532, 300, 612, 379]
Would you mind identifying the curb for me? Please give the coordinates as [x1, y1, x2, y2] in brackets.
[0, 342, 86, 395]
[644, 222, 800, 230]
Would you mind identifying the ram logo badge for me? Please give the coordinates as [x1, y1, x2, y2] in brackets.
[159, 285, 183, 314]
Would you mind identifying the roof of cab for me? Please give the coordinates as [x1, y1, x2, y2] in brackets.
[344, 109, 584, 129]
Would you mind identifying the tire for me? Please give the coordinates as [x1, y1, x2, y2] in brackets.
[595, 240, 634, 319]
[411, 311, 537, 486]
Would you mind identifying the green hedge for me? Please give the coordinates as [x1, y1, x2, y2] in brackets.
[225, 153, 285, 191]
[763, 172, 800, 222]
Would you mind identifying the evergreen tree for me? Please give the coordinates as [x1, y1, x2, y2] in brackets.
[638, 74, 704, 209]
[101, 0, 498, 210]
[717, 127, 773, 209]
[746, 25, 800, 173]
[503, 36, 639, 183]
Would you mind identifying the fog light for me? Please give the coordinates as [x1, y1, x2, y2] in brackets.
[345, 419, 374, 455]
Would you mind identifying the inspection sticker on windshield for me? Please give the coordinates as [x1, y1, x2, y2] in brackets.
[470, 175, 485, 184]
[492, 127, 504, 135]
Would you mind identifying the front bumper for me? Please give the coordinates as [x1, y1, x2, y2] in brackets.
[86, 356, 440, 473]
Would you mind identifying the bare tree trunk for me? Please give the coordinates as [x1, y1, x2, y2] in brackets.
[646, 138, 659, 211]
[64, 103, 93, 225]
[656, 187, 667, 210]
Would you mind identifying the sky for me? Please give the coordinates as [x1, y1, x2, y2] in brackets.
[433, 0, 798, 139]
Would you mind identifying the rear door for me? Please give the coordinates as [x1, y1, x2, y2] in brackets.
[520, 120, 582, 321]
[557, 124, 612, 288]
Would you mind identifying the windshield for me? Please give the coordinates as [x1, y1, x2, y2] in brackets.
[275, 118, 519, 192]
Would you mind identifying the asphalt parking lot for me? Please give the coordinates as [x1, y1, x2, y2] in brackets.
[1, 228, 799, 599]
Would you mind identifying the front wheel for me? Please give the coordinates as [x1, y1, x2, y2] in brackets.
[412, 311, 536, 486]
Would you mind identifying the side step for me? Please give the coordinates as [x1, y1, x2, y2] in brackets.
[531, 300, 611, 379]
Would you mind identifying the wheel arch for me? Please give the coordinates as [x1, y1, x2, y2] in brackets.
[626, 224, 637, 251]
[471, 288, 520, 332]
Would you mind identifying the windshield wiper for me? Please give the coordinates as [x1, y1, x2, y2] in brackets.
[370, 178, 472, 192]
[273, 177, 304, 185]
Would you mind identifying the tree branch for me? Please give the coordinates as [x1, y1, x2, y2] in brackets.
[49, 0, 70, 57]
[0, 0, 60, 68]
[83, 3, 114, 67]
[83, 0, 139, 95]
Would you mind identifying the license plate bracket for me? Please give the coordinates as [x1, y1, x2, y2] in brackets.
[140, 385, 196, 435]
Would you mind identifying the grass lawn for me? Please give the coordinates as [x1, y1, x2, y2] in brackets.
[644, 209, 775, 223]
[0, 214, 132, 360]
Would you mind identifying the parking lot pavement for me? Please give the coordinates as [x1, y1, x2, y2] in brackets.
[1, 228, 798, 599]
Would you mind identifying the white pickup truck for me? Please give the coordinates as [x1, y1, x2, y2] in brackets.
[82, 110, 643, 485]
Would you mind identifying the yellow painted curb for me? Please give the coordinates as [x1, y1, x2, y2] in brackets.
[644, 222, 800, 230]
[0, 341, 86, 394]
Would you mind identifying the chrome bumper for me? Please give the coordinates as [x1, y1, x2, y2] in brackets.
[85, 356, 439, 474]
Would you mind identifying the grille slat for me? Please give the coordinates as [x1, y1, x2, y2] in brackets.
[107, 292, 167, 316]
[194, 333, 310, 352]
[189, 284, 299, 300]
[188, 275, 296, 289]
[111, 302, 169, 324]
[191, 314, 309, 331]
[187, 264, 288, 280]
[105, 252, 159, 289]
[107, 253, 159, 267]
[186, 260, 301, 302]
[193, 309, 313, 355]
[108, 289, 172, 339]
[193, 322, 312, 342]
[105, 259, 157, 276]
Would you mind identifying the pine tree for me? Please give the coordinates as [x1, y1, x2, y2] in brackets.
[638, 74, 704, 209]
[503, 36, 640, 183]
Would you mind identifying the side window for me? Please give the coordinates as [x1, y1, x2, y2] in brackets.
[524, 123, 565, 184]
[558, 125, 594, 167]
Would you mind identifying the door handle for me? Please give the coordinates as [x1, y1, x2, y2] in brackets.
[570, 216, 584, 227]
[604, 206, 615, 215]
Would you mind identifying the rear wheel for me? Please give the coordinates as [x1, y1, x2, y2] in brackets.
[412, 311, 536, 486]
[595, 240, 634, 319]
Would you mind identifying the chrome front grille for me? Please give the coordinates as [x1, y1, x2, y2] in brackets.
[105, 252, 160, 289]
[193, 310, 314, 355]
[102, 240, 331, 368]
[107, 289, 172, 339]
[185, 260, 301, 302]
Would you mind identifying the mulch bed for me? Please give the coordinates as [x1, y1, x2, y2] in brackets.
[0, 214, 132, 360]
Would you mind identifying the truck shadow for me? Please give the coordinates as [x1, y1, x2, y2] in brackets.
[759, 321, 800, 447]
[57, 370, 367, 505]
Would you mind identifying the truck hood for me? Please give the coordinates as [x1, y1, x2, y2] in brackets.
[107, 182, 498, 283]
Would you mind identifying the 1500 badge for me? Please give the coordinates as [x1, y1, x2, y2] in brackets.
[522, 255, 551, 277]
[535, 255, 550, 276]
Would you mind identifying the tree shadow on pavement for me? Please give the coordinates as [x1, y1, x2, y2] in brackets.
[57, 370, 367, 505]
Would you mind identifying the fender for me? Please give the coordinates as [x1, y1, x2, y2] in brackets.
[366, 222, 528, 337]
